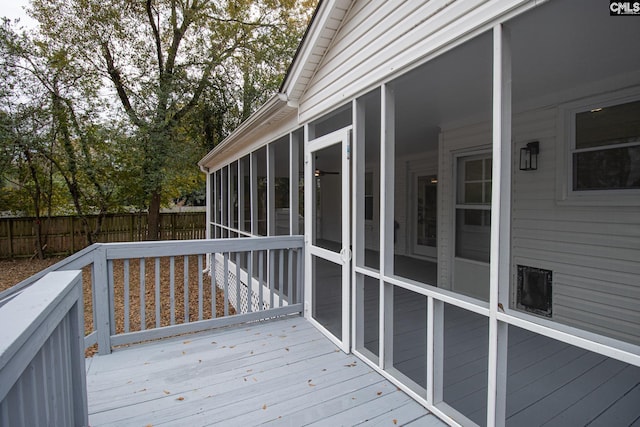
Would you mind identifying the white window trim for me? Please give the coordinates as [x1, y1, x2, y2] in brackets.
[454, 152, 493, 262]
[556, 87, 640, 206]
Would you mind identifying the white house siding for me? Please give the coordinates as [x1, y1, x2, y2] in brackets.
[511, 106, 640, 346]
[297, 0, 530, 123]
[436, 103, 640, 346]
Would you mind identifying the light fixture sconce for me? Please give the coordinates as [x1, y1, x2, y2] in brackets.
[519, 141, 539, 171]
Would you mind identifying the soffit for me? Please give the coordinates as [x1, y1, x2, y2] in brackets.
[281, 0, 353, 103]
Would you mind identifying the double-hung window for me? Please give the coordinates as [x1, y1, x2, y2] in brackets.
[572, 98, 640, 192]
[455, 154, 492, 263]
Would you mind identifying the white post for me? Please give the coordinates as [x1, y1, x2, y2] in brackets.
[290, 131, 300, 236]
[487, 23, 512, 427]
[93, 246, 112, 355]
[380, 84, 396, 368]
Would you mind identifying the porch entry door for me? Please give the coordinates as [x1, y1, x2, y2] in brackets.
[413, 174, 438, 259]
[305, 127, 351, 352]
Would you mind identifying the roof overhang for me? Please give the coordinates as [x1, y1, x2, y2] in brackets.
[280, 0, 353, 104]
[198, 0, 353, 172]
[198, 94, 296, 172]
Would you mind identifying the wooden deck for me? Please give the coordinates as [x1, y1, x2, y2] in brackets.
[86, 315, 444, 427]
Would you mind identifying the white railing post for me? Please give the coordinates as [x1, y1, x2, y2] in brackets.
[93, 245, 112, 355]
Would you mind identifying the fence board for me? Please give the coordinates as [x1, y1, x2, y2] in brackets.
[0, 212, 206, 258]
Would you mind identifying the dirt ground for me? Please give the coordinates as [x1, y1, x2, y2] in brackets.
[0, 256, 233, 357]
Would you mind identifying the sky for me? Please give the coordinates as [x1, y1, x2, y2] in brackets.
[1, 0, 37, 28]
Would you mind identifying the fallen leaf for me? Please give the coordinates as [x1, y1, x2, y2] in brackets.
[377, 391, 382, 396]
[182, 351, 186, 355]
[285, 347, 289, 351]
[145, 424, 153, 427]
[253, 377, 258, 382]
[229, 345, 235, 349]
[292, 325, 297, 328]
[163, 390, 171, 395]
[211, 341, 217, 344]
[393, 420, 398, 425]
[176, 397, 184, 401]
[262, 404, 267, 410]
[183, 340, 191, 344]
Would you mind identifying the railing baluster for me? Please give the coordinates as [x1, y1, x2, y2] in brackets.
[170, 256, 175, 326]
[269, 250, 274, 309]
[140, 259, 145, 331]
[107, 260, 115, 335]
[124, 259, 130, 333]
[297, 249, 303, 304]
[258, 251, 264, 311]
[235, 252, 241, 313]
[223, 252, 229, 316]
[198, 254, 203, 321]
[247, 251, 253, 313]
[211, 253, 216, 319]
[155, 258, 160, 328]
[91, 262, 98, 337]
[184, 256, 189, 323]
[287, 249, 293, 306]
[278, 250, 284, 308]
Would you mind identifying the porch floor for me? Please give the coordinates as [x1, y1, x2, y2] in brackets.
[85, 315, 444, 427]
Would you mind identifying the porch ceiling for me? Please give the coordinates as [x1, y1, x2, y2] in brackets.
[387, 0, 640, 157]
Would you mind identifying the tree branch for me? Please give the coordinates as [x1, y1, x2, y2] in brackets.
[146, 0, 164, 78]
[101, 41, 143, 128]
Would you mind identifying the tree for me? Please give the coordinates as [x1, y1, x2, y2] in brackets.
[30, 0, 316, 240]
[0, 18, 138, 248]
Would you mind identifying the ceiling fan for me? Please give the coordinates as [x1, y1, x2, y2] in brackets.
[314, 169, 340, 177]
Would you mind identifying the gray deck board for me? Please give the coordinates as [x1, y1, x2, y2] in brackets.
[86, 316, 443, 427]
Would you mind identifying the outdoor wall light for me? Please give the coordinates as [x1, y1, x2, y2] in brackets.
[519, 141, 540, 171]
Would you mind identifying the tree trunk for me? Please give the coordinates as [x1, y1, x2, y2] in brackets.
[24, 149, 45, 260]
[147, 190, 162, 240]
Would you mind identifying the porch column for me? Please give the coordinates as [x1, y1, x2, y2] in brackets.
[290, 131, 300, 236]
[487, 23, 512, 427]
[380, 83, 396, 368]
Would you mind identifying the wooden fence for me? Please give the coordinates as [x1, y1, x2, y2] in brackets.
[0, 212, 206, 258]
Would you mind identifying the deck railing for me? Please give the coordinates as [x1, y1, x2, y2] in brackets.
[0, 236, 303, 425]
[0, 271, 88, 426]
[0, 236, 304, 355]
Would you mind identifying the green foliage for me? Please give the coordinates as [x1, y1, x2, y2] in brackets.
[0, 1, 317, 239]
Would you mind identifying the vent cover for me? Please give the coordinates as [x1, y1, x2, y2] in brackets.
[516, 265, 552, 317]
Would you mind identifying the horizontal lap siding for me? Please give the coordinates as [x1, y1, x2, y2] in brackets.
[512, 108, 640, 346]
[298, 0, 529, 122]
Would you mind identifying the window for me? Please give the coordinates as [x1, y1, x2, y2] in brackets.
[573, 99, 640, 191]
[455, 155, 491, 263]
